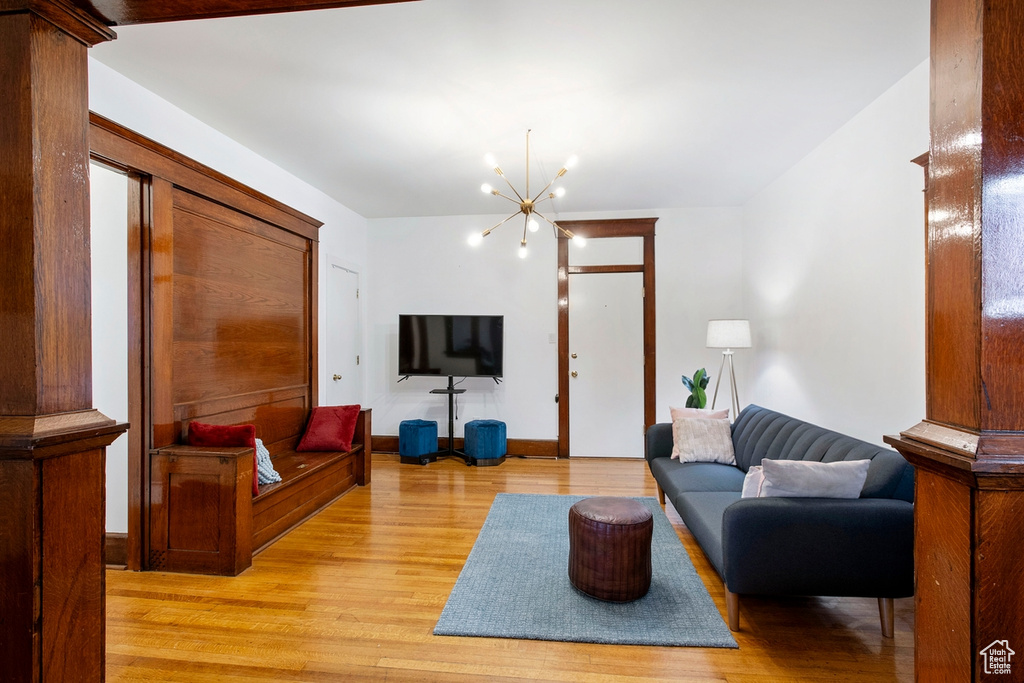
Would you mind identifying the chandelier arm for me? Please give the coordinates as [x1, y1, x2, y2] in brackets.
[486, 211, 523, 234]
[497, 171, 526, 203]
[491, 190, 524, 206]
[534, 210, 574, 239]
[522, 214, 529, 244]
[530, 175, 561, 204]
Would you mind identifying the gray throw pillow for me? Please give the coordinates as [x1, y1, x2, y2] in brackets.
[756, 458, 870, 498]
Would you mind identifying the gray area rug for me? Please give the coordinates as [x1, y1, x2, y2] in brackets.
[434, 493, 738, 648]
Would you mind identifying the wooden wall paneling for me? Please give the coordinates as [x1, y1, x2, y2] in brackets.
[912, 467, 973, 680]
[41, 449, 106, 680]
[925, 0, 983, 431]
[170, 191, 308, 405]
[0, 460, 36, 682]
[151, 177, 177, 450]
[73, 0, 418, 26]
[977, 1, 1024, 433]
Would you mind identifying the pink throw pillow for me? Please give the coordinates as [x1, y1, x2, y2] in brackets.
[669, 407, 730, 459]
[296, 405, 361, 452]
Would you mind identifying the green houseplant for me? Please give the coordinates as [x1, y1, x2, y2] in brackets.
[681, 368, 711, 409]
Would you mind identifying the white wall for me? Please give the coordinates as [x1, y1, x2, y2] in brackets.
[88, 59, 370, 532]
[91, 163, 129, 533]
[742, 60, 929, 445]
[367, 207, 744, 438]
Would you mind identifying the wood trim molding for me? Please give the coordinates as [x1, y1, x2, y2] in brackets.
[4, 1, 116, 45]
[567, 264, 644, 275]
[89, 113, 323, 240]
[373, 436, 559, 458]
[70, 0, 418, 26]
[555, 218, 658, 457]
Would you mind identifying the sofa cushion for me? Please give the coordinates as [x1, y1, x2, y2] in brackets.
[671, 492, 740, 577]
[651, 459, 745, 500]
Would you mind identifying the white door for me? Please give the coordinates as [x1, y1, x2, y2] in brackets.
[568, 272, 645, 457]
[326, 261, 362, 405]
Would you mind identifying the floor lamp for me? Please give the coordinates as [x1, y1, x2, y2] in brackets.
[707, 320, 751, 420]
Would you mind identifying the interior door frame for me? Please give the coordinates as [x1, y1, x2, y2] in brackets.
[556, 218, 657, 457]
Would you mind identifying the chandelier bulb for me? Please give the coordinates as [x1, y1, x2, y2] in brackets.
[572, 234, 587, 247]
[467, 232, 484, 247]
[554, 187, 566, 198]
[519, 242, 528, 259]
[484, 153, 497, 168]
[528, 218, 539, 232]
[481, 183, 493, 194]
[564, 154, 579, 169]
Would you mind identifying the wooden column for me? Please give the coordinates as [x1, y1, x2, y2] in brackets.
[885, 0, 1024, 680]
[0, 4, 124, 681]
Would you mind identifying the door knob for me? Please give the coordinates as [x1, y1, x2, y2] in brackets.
[571, 353, 577, 359]
[332, 374, 342, 381]
[571, 371, 578, 378]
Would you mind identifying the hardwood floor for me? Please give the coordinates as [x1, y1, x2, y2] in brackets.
[106, 454, 914, 681]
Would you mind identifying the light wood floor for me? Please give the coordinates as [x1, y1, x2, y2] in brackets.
[106, 454, 914, 681]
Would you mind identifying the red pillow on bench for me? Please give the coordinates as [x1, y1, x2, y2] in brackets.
[188, 421, 259, 496]
[296, 405, 361, 452]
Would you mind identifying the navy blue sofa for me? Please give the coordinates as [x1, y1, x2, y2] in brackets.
[645, 404, 914, 636]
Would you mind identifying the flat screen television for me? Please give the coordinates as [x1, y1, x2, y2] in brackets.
[398, 314, 504, 378]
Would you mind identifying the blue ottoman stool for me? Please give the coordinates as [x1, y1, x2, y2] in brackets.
[464, 420, 507, 467]
[400, 419, 438, 465]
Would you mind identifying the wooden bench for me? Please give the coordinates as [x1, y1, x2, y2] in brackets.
[149, 388, 370, 576]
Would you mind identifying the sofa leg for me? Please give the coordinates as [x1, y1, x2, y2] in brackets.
[656, 484, 665, 505]
[878, 597, 894, 638]
[725, 588, 740, 631]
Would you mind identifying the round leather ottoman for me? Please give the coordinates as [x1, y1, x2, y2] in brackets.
[568, 497, 653, 602]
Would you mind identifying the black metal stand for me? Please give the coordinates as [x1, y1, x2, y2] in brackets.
[417, 376, 474, 466]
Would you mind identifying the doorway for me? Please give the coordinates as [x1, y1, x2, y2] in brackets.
[556, 218, 657, 458]
[326, 260, 362, 405]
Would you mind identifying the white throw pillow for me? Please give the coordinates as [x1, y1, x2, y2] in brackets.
[669, 407, 730, 459]
[740, 465, 764, 498]
[671, 417, 736, 465]
[757, 458, 871, 499]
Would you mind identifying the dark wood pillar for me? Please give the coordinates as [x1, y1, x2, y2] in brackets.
[885, 0, 1024, 680]
[0, 4, 124, 681]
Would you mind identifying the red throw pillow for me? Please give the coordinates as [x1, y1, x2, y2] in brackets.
[296, 405, 361, 452]
[188, 421, 259, 496]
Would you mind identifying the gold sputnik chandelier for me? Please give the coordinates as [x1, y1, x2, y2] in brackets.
[467, 130, 585, 258]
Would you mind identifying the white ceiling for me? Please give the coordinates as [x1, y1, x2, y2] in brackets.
[90, 0, 929, 219]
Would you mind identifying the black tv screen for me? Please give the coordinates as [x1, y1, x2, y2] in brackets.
[398, 315, 504, 378]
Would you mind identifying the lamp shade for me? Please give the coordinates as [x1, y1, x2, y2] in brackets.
[706, 319, 751, 349]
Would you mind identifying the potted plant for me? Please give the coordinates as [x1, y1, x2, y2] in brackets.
[681, 368, 710, 409]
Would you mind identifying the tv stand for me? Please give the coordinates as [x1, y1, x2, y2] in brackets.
[426, 376, 474, 466]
